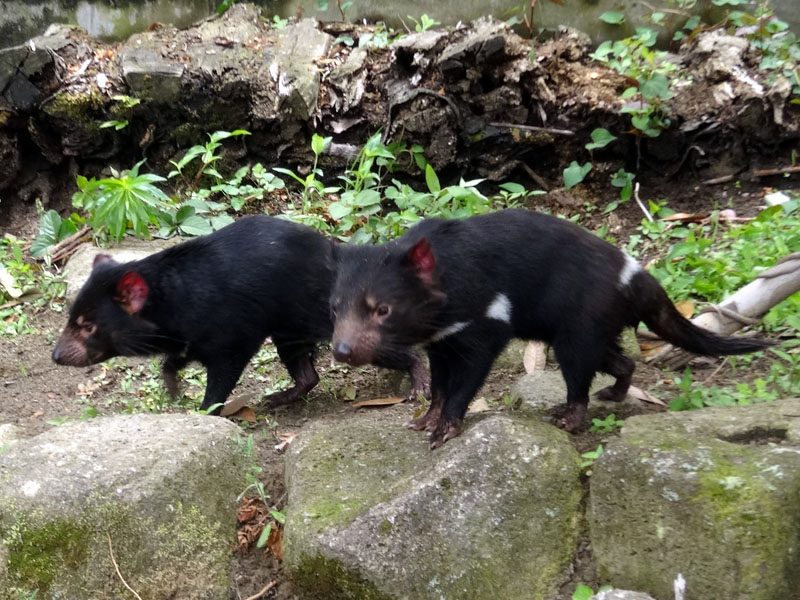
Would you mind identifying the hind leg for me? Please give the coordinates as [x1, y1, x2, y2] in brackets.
[162, 355, 189, 399]
[201, 352, 253, 413]
[265, 339, 319, 407]
[551, 337, 602, 432]
[595, 345, 635, 403]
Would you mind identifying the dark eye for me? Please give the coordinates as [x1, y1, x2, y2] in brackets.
[376, 305, 391, 317]
[83, 323, 97, 335]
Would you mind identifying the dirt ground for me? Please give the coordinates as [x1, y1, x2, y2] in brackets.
[0, 175, 792, 599]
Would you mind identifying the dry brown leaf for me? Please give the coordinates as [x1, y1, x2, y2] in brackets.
[274, 432, 297, 453]
[627, 385, 666, 406]
[353, 397, 405, 408]
[229, 406, 257, 423]
[467, 397, 490, 413]
[266, 526, 283, 560]
[220, 394, 251, 417]
[674, 300, 695, 319]
[523, 341, 547, 373]
[660, 212, 707, 223]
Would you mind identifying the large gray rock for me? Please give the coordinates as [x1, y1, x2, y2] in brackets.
[284, 412, 583, 600]
[0, 414, 247, 600]
[590, 398, 800, 600]
[513, 370, 643, 422]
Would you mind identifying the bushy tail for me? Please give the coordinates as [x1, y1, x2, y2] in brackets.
[633, 273, 773, 356]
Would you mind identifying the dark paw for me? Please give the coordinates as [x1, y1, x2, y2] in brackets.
[405, 401, 442, 432]
[429, 419, 463, 449]
[405, 412, 437, 432]
[595, 386, 625, 402]
[407, 379, 432, 402]
[551, 403, 587, 433]
[264, 388, 302, 408]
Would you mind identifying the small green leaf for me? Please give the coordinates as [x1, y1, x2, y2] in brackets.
[600, 11, 625, 24]
[256, 523, 272, 548]
[328, 202, 353, 220]
[585, 128, 617, 151]
[572, 584, 595, 600]
[179, 215, 213, 236]
[563, 161, 592, 190]
[425, 164, 441, 194]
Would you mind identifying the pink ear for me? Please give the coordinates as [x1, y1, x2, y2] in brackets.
[116, 271, 149, 314]
[408, 238, 436, 286]
[93, 253, 114, 268]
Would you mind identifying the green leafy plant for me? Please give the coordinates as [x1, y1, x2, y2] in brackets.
[408, 14, 440, 33]
[504, 0, 538, 37]
[274, 133, 337, 209]
[605, 168, 635, 214]
[256, 508, 286, 549]
[30, 210, 83, 259]
[271, 14, 289, 29]
[728, 4, 800, 99]
[573, 583, 613, 600]
[217, 0, 237, 15]
[168, 129, 251, 191]
[591, 27, 677, 140]
[100, 94, 141, 131]
[73, 160, 174, 241]
[580, 444, 604, 475]
[590, 413, 625, 433]
[318, 0, 353, 22]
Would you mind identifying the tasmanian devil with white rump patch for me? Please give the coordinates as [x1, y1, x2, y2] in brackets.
[53, 215, 428, 412]
[330, 208, 772, 448]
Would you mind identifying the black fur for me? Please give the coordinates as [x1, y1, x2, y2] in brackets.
[330, 209, 773, 447]
[53, 215, 427, 412]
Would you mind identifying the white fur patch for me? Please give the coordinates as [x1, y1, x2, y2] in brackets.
[430, 321, 470, 343]
[485, 293, 512, 324]
[618, 253, 642, 288]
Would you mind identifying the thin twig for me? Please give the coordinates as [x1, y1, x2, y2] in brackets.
[107, 532, 143, 600]
[40, 225, 92, 264]
[633, 182, 654, 222]
[245, 580, 277, 600]
[752, 165, 800, 177]
[701, 356, 728, 385]
[701, 174, 735, 185]
[489, 121, 576, 137]
[518, 162, 550, 191]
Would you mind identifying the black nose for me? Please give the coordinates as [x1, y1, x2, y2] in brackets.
[333, 341, 351, 361]
[52, 347, 61, 363]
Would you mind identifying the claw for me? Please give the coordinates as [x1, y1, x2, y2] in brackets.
[429, 419, 463, 449]
[551, 402, 587, 433]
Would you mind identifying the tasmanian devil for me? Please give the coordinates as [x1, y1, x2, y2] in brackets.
[52, 215, 428, 413]
[329, 208, 772, 448]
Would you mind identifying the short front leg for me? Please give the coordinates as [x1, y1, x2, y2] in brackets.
[428, 329, 511, 449]
[405, 351, 448, 432]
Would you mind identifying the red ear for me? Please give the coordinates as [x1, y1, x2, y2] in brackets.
[407, 238, 436, 286]
[116, 271, 149, 314]
[93, 253, 114, 268]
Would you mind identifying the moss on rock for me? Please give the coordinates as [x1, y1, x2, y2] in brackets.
[284, 412, 583, 600]
[590, 399, 800, 600]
